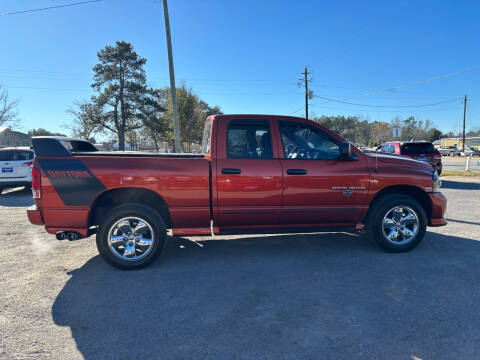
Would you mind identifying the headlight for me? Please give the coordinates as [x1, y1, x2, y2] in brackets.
[432, 170, 442, 192]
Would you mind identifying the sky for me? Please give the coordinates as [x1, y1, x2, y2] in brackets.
[0, 0, 479, 136]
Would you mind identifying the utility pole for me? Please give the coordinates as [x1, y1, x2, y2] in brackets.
[462, 94, 467, 153]
[298, 66, 312, 119]
[162, 0, 182, 152]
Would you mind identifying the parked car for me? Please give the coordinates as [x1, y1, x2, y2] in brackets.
[461, 146, 480, 157]
[377, 141, 442, 174]
[0, 147, 34, 193]
[27, 115, 446, 269]
[437, 146, 453, 156]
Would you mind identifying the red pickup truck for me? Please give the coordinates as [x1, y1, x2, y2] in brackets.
[27, 115, 446, 269]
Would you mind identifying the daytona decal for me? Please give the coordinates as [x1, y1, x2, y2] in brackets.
[38, 158, 106, 206]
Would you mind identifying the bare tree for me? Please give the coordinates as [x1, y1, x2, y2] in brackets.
[66, 99, 104, 141]
[0, 84, 20, 128]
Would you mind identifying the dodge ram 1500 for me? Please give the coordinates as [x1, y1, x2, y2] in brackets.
[27, 115, 446, 269]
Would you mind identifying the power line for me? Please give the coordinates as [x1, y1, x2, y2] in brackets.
[312, 96, 463, 108]
[0, 0, 101, 16]
[315, 67, 480, 104]
[288, 106, 305, 115]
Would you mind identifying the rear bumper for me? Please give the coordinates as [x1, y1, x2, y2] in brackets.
[428, 192, 447, 227]
[0, 180, 31, 188]
[27, 205, 43, 225]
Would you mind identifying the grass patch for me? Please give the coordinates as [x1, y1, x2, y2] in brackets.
[441, 170, 480, 177]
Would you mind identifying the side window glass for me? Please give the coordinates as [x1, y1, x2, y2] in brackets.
[389, 145, 395, 153]
[279, 123, 339, 160]
[227, 122, 273, 159]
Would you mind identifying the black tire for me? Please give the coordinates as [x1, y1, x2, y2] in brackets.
[96, 203, 166, 270]
[367, 194, 427, 252]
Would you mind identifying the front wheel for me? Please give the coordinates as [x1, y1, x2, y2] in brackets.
[367, 194, 427, 252]
[96, 204, 166, 269]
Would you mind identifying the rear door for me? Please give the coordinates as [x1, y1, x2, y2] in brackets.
[277, 121, 370, 225]
[215, 119, 283, 227]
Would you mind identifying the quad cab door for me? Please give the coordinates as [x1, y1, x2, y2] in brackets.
[215, 118, 283, 227]
[277, 120, 370, 225]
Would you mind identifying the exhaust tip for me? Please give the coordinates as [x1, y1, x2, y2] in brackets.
[56, 232, 66, 240]
[67, 232, 78, 241]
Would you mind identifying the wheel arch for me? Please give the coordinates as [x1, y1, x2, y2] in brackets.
[365, 185, 432, 224]
[88, 187, 172, 228]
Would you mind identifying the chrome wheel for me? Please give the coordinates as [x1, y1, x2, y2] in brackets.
[107, 217, 155, 261]
[382, 206, 419, 245]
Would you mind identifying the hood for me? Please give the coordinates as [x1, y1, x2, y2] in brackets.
[364, 152, 434, 171]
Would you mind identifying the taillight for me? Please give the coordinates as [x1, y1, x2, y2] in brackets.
[31, 167, 41, 199]
[434, 153, 441, 159]
[23, 161, 33, 167]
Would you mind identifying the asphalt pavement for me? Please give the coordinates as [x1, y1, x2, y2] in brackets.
[1, 179, 480, 359]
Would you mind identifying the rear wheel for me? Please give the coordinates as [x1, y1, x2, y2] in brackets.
[96, 203, 166, 269]
[367, 194, 427, 252]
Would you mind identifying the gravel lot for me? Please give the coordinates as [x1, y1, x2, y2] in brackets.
[1, 179, 480, 360]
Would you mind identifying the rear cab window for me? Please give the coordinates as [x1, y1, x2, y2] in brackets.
[201, 120, 212, 155]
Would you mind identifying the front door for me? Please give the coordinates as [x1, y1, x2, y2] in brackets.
[277, 121, 370, 225]
[216, 119, 282, 227]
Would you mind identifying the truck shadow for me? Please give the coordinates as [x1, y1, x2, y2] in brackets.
[0, 186, 34, 207]
[52, 232, 480, 359]
[441, 179, 480, 190]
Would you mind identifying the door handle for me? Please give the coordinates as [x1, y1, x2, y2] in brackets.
[287, 169, 307, 175]
[222, 168, 241, 174]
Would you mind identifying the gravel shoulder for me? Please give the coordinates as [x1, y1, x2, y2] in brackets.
[1, 182, 480, 359]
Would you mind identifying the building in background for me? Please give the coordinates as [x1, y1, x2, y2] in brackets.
[441, 137, 480, 150]
[0, 127, 32, 148]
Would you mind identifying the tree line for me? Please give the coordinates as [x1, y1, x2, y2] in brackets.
[312, 115, 445, 147]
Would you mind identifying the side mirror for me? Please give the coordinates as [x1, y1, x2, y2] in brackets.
[339, 142, 352, 159]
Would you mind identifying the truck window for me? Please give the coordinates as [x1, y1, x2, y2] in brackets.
[227, 122, 273, 159]
[201, 120, 212, 154]
[279, 122, 339, 160]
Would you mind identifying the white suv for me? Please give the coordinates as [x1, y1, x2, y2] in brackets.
[0, 147, 34, 193]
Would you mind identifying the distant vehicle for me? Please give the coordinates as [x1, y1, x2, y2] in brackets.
[0, 147, 34, 193]
[437, 146, 453, 156]
[377, 141, 442, 174]
[462, 146, 480, 157]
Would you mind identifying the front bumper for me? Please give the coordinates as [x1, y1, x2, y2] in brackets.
[27, 205, 43, 225]
[428, 191, 447, 227]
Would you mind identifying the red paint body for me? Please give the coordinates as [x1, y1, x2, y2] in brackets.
[27, 115, 447, 236]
